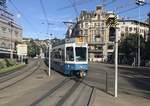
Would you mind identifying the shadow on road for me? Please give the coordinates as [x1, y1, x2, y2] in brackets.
[107, 65, 150, 99]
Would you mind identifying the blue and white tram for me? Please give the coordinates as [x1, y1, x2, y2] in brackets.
[51, 42, 88, 77]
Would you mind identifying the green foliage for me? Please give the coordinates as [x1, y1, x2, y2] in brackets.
[119, 33, 146, 64]
[0, 60, 6, 69]
[142, 41, 150, 60]
[5, 59, 16, 67]
[0, 64, 26, 74]
[41, 44, 47, 53]
[0, 59, 17, 69]
[119, 33, 145, 57]
[27, 39, 40, 57]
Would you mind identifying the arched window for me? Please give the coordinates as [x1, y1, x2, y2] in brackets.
[1, 42, 6, 48]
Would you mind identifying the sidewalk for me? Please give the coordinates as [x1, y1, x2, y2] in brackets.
[90, 89, 150, 106]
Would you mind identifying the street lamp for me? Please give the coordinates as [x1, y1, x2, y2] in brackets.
[136, 0, 145, 67]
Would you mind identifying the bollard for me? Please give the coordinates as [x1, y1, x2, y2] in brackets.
[106, 71, 108, 92]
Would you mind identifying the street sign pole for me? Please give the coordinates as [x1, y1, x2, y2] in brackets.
[105, 13, 119, 97]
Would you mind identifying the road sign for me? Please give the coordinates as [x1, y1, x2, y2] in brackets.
[17, 44, 27, 55]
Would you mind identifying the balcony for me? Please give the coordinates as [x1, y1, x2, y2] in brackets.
[88, 49, 103, 53]
[88, 46, 103, 53]
[88, 37, 104, 45]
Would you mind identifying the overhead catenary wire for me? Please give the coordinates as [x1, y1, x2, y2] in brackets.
[57, 0, 94, 10]
[8, 0, 38, 32]
[39, 0, 53, 35]
[114, 2, 135, 12]
[103, 0, 117, 7]
[68, 0, 79, 16]
[117, 6, 139, 15]
[116, 1, 150, 15]
[40, 0, 49, 24]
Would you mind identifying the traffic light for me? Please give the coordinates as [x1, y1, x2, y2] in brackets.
[105, 13, 117, 42]
[105, 13, 117, 27]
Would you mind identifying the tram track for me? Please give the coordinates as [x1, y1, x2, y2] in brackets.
[30, 78, 71, 106]
[87, 87, 95, 106]
[30, 76, 95, 106]
[55, 78, 82, 106]
[0, 59, 41, 91]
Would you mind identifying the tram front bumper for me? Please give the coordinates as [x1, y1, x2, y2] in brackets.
[64, 64, 88, 75]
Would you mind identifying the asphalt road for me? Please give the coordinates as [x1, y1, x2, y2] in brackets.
[0, 59, 150, 106]
[88, 63, 150, 99]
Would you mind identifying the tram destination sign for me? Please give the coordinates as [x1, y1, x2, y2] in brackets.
[65, 37, 86, 44]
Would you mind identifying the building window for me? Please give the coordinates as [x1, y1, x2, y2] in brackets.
[97, 15, 100, 20]
[134, 27, 136, 31]
[121, 33, 124, 37]
[94, 54, 102, 58]
[15, 31, 19, 36]
[84, 29, 88, 35]
[94, 23, 97, 27]
[108, 45, 113, 49]
[129, 27, 132, 32]
[125, 27, 128, 32]
[1, 42, 6, 48]
[1, 27, 6, 33]
[97, 23, 100, 27]
[85, 22, 88, 28]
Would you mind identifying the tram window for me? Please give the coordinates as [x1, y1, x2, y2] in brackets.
[54, 51, 61, 59]
[62, 50, 64, 61]
[66, 47, 74, 61]
[75, 47, 86, 61]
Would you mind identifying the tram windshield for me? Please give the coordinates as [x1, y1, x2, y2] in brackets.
[66, 47, 74, 61]
[75, 47, 86, 62]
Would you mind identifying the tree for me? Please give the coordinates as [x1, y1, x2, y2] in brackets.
[142, 41, 150, 61]
[119, 33, 145, 65]
[27, 39, 40, 57]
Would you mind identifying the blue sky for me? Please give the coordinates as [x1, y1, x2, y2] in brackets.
[6, 0, 150, 39]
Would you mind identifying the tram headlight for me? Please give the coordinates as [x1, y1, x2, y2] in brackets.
[80, 66, 83, 69]
[68, 65, 70, 68]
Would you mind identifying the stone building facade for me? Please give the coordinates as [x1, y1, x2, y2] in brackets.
[0, 17, 22, 54]
[66, 5, 149, 62]
[118, 19, 149, 41]
[75, 6, 109, 62]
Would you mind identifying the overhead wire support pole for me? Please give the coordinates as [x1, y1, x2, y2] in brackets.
[115, 27, 118, 97]
[136, 0, 145, 67]
[138, 5, 141, 67]
[48, 34, 52, 77]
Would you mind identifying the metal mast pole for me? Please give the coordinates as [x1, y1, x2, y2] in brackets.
[136, 0, 145, 67]
[48, 35, 51, 77]
[138, 6, 141, 67]
[115, 27, 118, 97]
